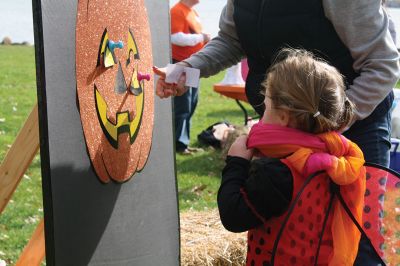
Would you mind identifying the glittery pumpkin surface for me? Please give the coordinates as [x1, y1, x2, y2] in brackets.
[76, 0, 154, 183]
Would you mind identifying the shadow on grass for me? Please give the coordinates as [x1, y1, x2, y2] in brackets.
[206, 107, 257, 120]
[178, 181, 218, 210]
[176, 149, 225, 178]
[179, 187, 201, 202]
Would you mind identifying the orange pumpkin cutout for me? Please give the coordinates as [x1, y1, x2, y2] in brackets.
[76, 0, 154, 183]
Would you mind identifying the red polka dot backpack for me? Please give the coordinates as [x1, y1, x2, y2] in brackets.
[269, 163, 400, 266]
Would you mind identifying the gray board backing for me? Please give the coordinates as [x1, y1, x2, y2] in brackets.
[32, 0, 179, 265]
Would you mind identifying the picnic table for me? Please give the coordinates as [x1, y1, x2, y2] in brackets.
[213, 83, 250, 125]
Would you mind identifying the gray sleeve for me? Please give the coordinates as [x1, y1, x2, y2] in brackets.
[323, 0, 400, 122]
[184, 0, 245, 78]
[388, 14, 397, 45]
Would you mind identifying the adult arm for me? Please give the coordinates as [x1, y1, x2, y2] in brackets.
[184, 0, 245, 77]
[323, 0, 400, 122]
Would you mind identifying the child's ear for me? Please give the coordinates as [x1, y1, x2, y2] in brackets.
[278, 109, 290, 127]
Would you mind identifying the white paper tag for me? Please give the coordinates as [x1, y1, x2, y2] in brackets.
[165, 63, 200, 88]
[165, 64, 185, 83]
[183, 67, 200, 88]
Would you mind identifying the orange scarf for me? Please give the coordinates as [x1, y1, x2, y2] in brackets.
[247, 123, 366, 265]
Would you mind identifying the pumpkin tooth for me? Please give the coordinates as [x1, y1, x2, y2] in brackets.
[94, 85, 144, 149]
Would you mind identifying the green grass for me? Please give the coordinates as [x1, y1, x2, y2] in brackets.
[0, 45, 256, 264]
[0, 45, 42, 265]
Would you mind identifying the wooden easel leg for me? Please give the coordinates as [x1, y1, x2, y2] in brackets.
[15, 219, 45, 266]
[0, 104, 39, 214]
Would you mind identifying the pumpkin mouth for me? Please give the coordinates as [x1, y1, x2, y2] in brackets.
[94, 85, 144, 149]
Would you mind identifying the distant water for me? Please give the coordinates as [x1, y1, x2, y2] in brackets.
[0, 0, 34, 44]
[0, 1, 399, 46]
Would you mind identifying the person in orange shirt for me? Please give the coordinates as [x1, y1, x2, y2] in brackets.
[170, 0, 210, 154]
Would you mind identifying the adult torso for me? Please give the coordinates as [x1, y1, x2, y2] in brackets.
[233, 0, 358, 114]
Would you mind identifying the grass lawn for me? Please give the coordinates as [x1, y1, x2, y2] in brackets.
[0, 45, 43, 265]
[0, 45, 256, 264]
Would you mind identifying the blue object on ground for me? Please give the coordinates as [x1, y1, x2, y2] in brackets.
[390, 138, 400, 172]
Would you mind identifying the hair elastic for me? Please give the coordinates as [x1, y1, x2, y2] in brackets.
[313, 111, 321, 118]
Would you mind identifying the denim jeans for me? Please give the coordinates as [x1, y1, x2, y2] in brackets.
[174, 86, 199, 151]
[343, 91, 393, 266]
[344, 106, 392, 167]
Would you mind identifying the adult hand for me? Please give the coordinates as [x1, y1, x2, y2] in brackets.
[153, 63, 189, 98]
[228, 135, 253, 160]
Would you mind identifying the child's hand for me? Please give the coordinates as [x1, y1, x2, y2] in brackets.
[228, 135, 253, 160]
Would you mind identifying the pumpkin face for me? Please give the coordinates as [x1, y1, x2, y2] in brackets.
[75, 0, 154, 183]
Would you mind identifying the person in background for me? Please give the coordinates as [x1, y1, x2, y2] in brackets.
[170, 0, 210, 155]
[154, 0, 399, 263]
[219, 48, 365, 266]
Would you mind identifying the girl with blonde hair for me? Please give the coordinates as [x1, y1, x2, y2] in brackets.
[218, 49, 366, 265]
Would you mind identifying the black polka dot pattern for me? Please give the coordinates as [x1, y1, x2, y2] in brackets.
[364, 222, 371, 229]
[308, 223, 314, 231]
[255, 247, 261, 255]
[245, 175, 338, 265]
[366, 172, 371, 180]
[378, 194, 384, 202]
[298, 199, 302, 207]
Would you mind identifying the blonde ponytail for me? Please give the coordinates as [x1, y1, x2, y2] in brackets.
[263, 48, 355, 134]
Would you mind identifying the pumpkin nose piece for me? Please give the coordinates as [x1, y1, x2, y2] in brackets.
[114, 63, 127, 94]
[108, 40, 124, 53]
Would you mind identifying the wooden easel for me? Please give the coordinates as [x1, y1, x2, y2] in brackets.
[0, 104, 45, 266]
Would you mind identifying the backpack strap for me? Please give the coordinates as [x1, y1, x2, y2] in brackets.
[271, 170, 324, 265]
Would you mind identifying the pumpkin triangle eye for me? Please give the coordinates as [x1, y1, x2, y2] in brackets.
[126, 28, 140, 66]
[104, 45, 117, 67]
[130, 65, 142, 96]
[97, 29, 117, 68]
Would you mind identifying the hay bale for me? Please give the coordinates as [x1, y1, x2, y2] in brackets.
[180, 210, 247, 266]
[1, 37, 12, 45]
